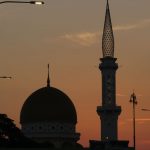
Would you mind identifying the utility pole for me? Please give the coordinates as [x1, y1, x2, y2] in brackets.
[129, 92, 137, 150]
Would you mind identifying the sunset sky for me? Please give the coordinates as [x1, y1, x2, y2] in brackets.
[0, 0, 150, 149]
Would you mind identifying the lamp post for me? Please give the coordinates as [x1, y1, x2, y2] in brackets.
[129, 92, 137, 150]
[0, 1, 44, 5]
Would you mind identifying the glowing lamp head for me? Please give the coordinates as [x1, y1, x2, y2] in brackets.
[30, 1, 44, 5]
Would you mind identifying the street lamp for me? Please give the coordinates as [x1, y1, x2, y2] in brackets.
[0, 76, 12, 79]
[129, 92, 137, 150]
[0, 1, 44, 5]
[0, 1, 44, 78]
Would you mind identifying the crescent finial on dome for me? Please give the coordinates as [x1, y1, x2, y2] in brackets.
[47, 64, 50, 87]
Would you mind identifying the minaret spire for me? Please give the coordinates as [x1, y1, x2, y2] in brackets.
[47, 64, 50, 87]
[102, 0, 114, 58]
[106, 0, 109, 7]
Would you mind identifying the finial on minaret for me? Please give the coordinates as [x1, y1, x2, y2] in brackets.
[47, 64, 50, 87]
[102, 0, 114, 58]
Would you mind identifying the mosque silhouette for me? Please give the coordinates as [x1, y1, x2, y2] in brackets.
[20, 64, 80, 148]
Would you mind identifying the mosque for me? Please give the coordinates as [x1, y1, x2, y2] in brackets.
[19, 1, 133, 149]
[20, 64, 80, 148]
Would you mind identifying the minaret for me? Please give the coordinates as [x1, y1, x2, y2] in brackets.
[97, 0, 121, 141]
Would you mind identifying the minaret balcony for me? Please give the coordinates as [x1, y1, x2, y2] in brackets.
[97, 106, 121, 115]
[99, 57, 118, 70]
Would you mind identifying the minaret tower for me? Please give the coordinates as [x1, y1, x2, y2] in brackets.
[97, 0, 121, 141]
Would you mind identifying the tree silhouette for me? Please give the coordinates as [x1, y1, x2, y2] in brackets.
[0, 113, 36, 147]
[0, 114, 54, 148]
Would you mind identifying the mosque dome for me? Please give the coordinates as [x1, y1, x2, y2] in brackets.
[20, 86, 77, 124]
[20, 65, 80, 148]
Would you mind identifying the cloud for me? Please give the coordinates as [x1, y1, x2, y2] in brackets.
[118, 121, 126, 126]
[114, 24, 137, 31]
[60, 32, 99, 47]
[119, 118, 150, 125]
[135, 118, 150, 121]
[140, 140, 150, 144]
[59, 19, 150, 46]
[116, 93, 127, 97]
[127, 118, 150, 124]
[116, 93, 142, 97]
[114, 19, 150, 31]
